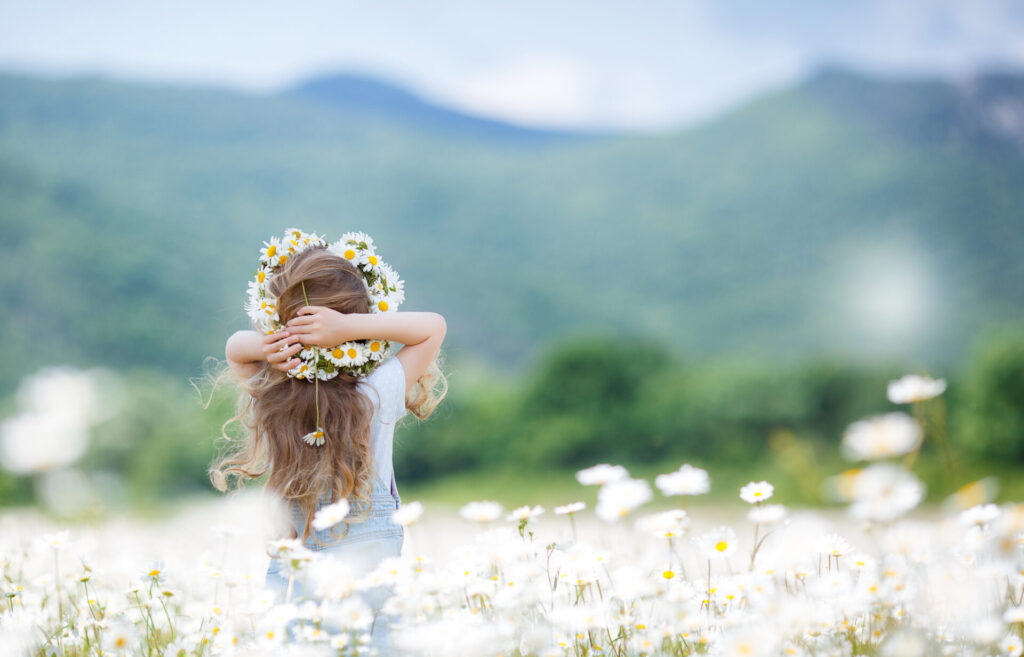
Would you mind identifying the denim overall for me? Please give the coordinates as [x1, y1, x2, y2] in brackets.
[264, 472, 404, 646]
[264, 357, 407, 648]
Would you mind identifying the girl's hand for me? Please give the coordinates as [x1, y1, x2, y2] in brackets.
[262, 330, 304, 372]
[285, 306, 351, 347]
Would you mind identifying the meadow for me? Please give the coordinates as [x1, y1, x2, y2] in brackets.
[2, 372, 1023, 657]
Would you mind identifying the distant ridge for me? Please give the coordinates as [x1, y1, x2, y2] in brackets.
[285, 72, 595, 144]
[804, 65, 1024, 152]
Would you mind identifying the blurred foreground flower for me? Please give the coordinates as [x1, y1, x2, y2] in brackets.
[887, 374, 946, 404]
[848, 463, 925, 521]
[654, 463, 710, 496]
[842, 412, 922, 461]
[0, 367, 117, 475]
[459, 500, 503, 522]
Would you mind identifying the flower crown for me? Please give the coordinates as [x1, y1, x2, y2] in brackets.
[245, 228, 405, 382]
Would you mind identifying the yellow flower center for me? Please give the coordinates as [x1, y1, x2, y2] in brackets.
[332, 348, 344, 359]
[257, 271, 265, 283]
[266, 245, 277, 257]
[368, 255, 378, 265]
[116, 638, 126, 647]
[346, 348, 357, 358]
[370, 341, 381, 352]
[344, 249, 356, 260]
[715, 541, 728, 552]
[278, 255, 288, 264]
[378, 300, 389, 311]
[148, 569, 160, 577]
[663, 570, 674, 579]
[314, 431, 323, 438]
[753, 491, 762, 497]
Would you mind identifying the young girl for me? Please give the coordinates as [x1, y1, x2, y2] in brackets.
[210, 245, 446, 642]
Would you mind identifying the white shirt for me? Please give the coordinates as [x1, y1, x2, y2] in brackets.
[357, 355, 407, 492]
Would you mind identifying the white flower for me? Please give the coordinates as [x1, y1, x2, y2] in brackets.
[508, 505, 544, 521]
[815, 533, 853, 557]
[302, 428, 326, 447]
[576, 463, 629, 486]
[392, 501, 424, 526]
[747, 504, 787, 526]
[327, 597, 374, 631]
[326, 342, 370, 368]
[1005, 606, 1024, 624]
[695, 526, 738, 559]
[259, 237, 284, 267]
[636, 509, 689, 538]
[328, 240, 362, 265]
[887, 374, 946, 404]
[460, 501, 503, 522]
[339, 231, 374, 249]
[1001, 633, 1023, 657]
[359, 249, 383, 272]
[366, 339, 388, 361]
[842, 413, 922, 461]
[312, 499, 350, 530]
[554, 502, 585, 515]
[371, 293, 398, 313]
[595, 478, 652, 521]
[848, 463, 924, 522]
[960, 503, 1000, 527]
[740, 481, 774, 504]
[654, 464, 710, 496]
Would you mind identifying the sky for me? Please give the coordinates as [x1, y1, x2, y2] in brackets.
[1, 0, 1023, 130]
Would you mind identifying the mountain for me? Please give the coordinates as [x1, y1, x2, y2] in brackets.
[285, 72, 590, 144]
[0, 66, 1021, 391]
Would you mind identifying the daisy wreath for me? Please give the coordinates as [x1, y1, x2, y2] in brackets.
[245, 228, 405, 445]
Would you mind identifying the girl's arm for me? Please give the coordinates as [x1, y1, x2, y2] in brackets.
[225, 330, 304, 379]
[286, 308, 446, 392]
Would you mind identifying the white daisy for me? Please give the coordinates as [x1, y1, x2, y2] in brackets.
[636, 509, 689, 538]
[576, 463, 629, 486]
[259, 237, 284, 267]
[655, 464, 710, 496]
[960, 503, 1000, 527]
[339, 231, 374, 250]
[327, 342, 369, 368]
[366, 339, 387, 361]
[302, 427, 326, 447]
[312, 499, 350, 530]
[359, 250, 383, 272]
[288, 360, 315, 380]
[842, 413, 922, 461]
[371, 293, 398, 313]
[327, 240, 362, 266]
[554, 502, 586, 515]
[695, 526, 738, 559]
[747, 504, 787, 526]
[815, 533, 853, 557]
[848, 463, 925, 521]
[392, 501, 424, 526]
[508, 505, 545, 521]
[740, 481, 774, 504]
[595, 477, 652, 521]
[887, 374, 947, 404]
[459, 500, 503, 522]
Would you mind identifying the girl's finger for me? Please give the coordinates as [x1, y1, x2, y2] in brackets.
[287, 315, 315, 327]
[296, 306, 318, 316]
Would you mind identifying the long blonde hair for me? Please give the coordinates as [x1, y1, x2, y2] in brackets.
[209, 247, 446, 542]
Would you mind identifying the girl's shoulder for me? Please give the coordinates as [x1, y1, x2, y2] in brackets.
[358, 356, 407, 424]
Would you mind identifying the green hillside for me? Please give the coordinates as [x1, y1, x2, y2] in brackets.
[1, 68, 1022, 391]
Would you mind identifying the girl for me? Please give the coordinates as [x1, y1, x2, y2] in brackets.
[210, 245, 446, 642]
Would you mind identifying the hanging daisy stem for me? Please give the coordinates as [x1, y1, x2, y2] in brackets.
[301, 281, 322, 436]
